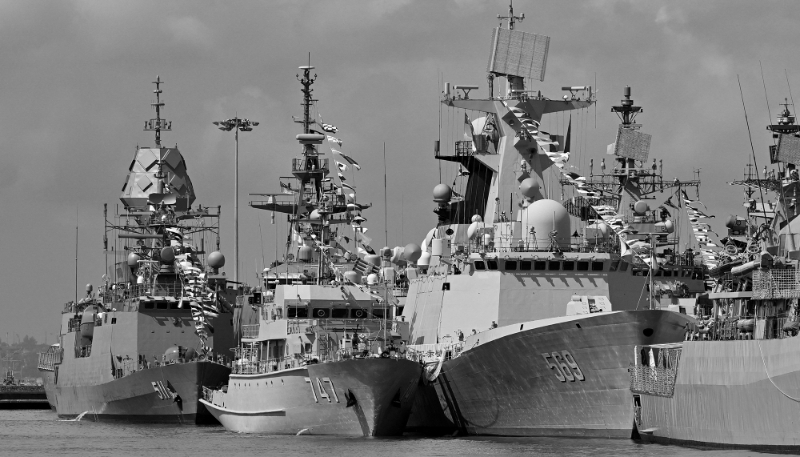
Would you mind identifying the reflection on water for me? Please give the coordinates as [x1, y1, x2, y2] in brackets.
[0, 410, 763, 457]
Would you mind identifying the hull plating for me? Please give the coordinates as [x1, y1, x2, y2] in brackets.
[637, 338, 800, 450]
[409, 310, 691, 437]
[204, 358, 422, 436]
[44, 361, 229, 424]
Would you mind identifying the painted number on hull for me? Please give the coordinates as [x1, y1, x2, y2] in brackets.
[541, 351, 585, 382]
[304, 377, 339, 403]
[151, 381, 175, 400]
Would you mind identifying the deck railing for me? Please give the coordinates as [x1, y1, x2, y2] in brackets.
[37, 348, 63, 371]
[629, 365, 678, 398]
[752, 269, 800, 299]
[241, 324, 260, 339]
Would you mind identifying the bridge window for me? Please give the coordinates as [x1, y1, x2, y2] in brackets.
[591, 262, 604, 271]
[663, 270, 672, 277]
[534, 261, 546, 270]
[372, 309, 386, 319]
[520, 261, 532, 271]
[331, 308, 348, 319]
[287, 307, 308, 318]
[156, 302, 168, 310]
[577, 261, 589, 271]
[548, 261, 560, 271]
[504, 260, 517, 271]
[170, 302, 180, 309]
[487, 260, 498, 270]
[474, 261, 485, 270]
[562, 261, 574, 271]
[144, 302, 154, 309]
[610, 260, 620, 272]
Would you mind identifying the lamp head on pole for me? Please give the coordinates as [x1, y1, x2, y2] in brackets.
[213, 118, 259, 132]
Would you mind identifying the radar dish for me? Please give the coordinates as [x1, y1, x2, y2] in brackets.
[776, 133, 800, 165]
[487, 27, 549, 81]
[614, 125, 651, 161]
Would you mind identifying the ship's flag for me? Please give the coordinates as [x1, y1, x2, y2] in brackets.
[338, 172, 347, 181]
[340, 182, 356, 191]
[564, 115, 571, 153]
[464, 113, 475, 141]
[662, 195, 680, 210]
[280, 181, 296, 194]
[336, 161, 347, 172]
[457, 165, 470, 177]
[322, 123, 337, 133]
[327, 135, 343, 147]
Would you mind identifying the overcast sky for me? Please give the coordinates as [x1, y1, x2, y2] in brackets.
[1, 0, 797, 341]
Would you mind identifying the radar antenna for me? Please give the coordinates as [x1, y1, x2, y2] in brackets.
[144, 76, 172, 147]
[498, 0, 524, 30]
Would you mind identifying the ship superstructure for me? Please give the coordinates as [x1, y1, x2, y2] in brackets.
[632, 100, 800, 450]
[201, 65, 422, 436]
[400, 3, 700, 437]
[37, 78, 235, 423]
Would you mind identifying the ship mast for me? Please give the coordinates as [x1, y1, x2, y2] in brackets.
[497, 0, 524, 30]
[143, 76, 172, 195]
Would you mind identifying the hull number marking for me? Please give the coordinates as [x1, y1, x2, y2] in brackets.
[304, 377, 339, 403]
[151, 381, 175, 400]
[541, 351, 585, 382]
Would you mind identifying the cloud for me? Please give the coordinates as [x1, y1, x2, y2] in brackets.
[163, 16, 214, 50]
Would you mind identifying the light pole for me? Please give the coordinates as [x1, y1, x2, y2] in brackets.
[213, 117, 259, 288]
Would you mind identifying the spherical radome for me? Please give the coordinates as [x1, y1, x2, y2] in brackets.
[433, 183, 452, 203]
[521, 199, 571, 247]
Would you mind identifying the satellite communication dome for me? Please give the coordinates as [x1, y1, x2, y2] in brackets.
[343, 270, 362, 284]
[417, 251, 431, 267]
[390, 246, 404, 264]
[127, 253, 141, 268]
[663, 219, 675, 233]
[137, 276, 145, 284]
[633, 200, 650, 215]
[433, 184, 452, 203]
[381, 246, 392, 258]
[598, 222, 610, 238]
[86, 284, 93, 293]
[467, 221, 484, 239]
[164, 346, 180, 363]
[367, 273, 379, 285]
[519, 177, 540, 199]
[365, 254, 382, 267]
[309, 209, 321, 221]
[521, 199, 571, 246]
[160, 247, 175, 264]
[207, 251, 225, 269]
[471, 214, 483, 223]
[298, 245, 314, 262]
[403, 243, 422, 262]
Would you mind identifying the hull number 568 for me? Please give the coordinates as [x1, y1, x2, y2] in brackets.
[541, 351, 585, 382]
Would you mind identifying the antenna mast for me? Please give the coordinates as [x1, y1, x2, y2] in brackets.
[144, 76, 171, 147]
[498, 0, 524, 30]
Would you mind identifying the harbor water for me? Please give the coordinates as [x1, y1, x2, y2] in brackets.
[0, 410, 762, 457]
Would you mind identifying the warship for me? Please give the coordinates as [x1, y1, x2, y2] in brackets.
[201, 65, 422, 436]
[401, 3, 702, 437]
[37, 78, 235, 423]
[1, 352, 48, 409]
[632, 100, 800, 451]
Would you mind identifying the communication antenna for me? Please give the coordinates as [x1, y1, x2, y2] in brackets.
[144, 76, 172, 147]
[498, 0, 524, 30]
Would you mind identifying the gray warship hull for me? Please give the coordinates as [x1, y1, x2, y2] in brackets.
[408, 310, 692, 437]
[203, 358, 422, 436]
[636, 338, 800, 450]
[45, 361, 229, 423]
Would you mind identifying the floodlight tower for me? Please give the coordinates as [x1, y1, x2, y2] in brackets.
[213, 116, 259, 287]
